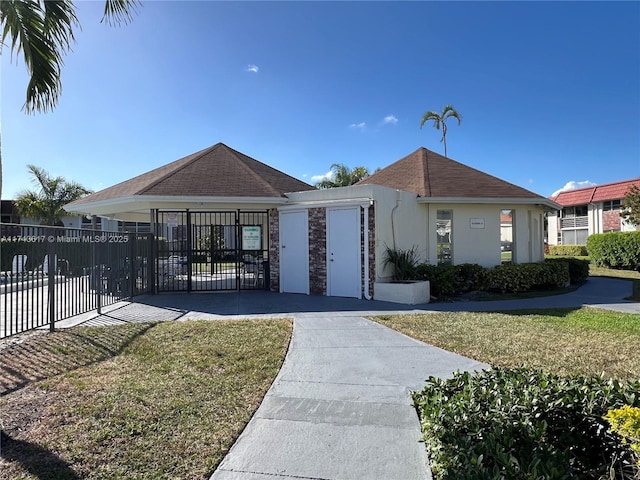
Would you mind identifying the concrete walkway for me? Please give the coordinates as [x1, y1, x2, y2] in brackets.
[52, 276, 637, 480]
[211, 316, 487, 480]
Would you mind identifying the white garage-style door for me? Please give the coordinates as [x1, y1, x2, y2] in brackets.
[279, 210, 309, 294]
[327, 207, 362, 298]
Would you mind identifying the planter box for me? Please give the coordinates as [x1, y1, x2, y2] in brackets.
[374, 280, 430, 305]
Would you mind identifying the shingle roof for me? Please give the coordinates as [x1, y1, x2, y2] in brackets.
[356, 147, 544, 199]
[69, 143, 314, 206]
[549, 178, 640, 207]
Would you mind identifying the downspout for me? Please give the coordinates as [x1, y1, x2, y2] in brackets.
[363, 202, 372, 300]
[390, 190, 401, 249]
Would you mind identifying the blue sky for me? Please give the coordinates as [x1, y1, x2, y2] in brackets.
[2, 1, 639, 200]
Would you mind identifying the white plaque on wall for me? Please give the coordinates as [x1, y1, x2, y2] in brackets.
[470, 218, 485, 229]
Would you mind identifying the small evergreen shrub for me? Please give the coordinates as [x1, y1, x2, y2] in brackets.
[548, 244, 588, 256]
[587, 231, 640, 270]
[383, 245, 420, 281]
[604, 405, 640, 470]
[413, 368, 640, 480]
[417, 262, 571, 296]
[545, 257, 590, 285]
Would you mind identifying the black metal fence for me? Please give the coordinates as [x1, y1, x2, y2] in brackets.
[1, 224, 153, 338]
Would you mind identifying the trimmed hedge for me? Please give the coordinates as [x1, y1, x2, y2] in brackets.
[587, 231, 640, 270]
[415, 260, 576, 297]
[548, 244, 588, 256]
[413, 368, 640, 480]
[545, 257, 590, 285]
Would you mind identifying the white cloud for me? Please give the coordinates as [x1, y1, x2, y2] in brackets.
[245, 64, 259, 73]
[310, 171, 334, 184]
[551, 180, 597, 197]
[349, 122, 366, 130]
[382, 114, 398, 125]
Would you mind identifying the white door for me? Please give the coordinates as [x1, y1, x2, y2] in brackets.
[279, 210, 309, 294]
[327, 208, 361, 298]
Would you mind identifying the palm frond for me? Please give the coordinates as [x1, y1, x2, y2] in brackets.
[420, 111, 442, 130]
[1, 0, 78, 114]
[101, 0, 140, 26]
[442, 104, 462, 125]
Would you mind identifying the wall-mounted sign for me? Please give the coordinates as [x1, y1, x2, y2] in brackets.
[470, 218, 485, 229]
[242, 226, 262, 250]
[167, 213, 179, 228]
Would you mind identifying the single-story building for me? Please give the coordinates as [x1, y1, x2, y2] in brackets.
[547, 178, 640, 245]
[66, 143, 560, 299]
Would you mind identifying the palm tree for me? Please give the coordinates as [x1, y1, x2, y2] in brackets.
[315, 163, 370, 189]
[420, 104, 462, 157]
[15, 165, 92, 225]
[0, 0, 139, 198]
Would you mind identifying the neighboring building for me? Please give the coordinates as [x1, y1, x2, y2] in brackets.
[547, 178, 640, 245]
[66, 143, 560, 299]
[0, 200, 20, 224]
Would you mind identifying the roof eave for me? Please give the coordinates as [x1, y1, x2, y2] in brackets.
[65, 194, 289, 215]
[417, 196, 561, 210]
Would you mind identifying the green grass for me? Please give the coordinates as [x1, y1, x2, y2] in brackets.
[0, 319, 292, 480]
[374, 308, 640, 382]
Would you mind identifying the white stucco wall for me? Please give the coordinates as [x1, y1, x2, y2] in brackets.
[547, 211, 559, 245]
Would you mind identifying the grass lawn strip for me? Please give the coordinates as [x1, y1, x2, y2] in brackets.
[374, 308, 640, 381]
[0, 319, 292, 480]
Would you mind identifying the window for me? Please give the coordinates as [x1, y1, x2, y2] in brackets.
[562, 205, 588, 217]
[436, 210, 452, 265]
[603, 200, 622, 211]
[500, 209, 514, 263]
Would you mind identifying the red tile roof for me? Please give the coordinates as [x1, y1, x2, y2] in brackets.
[69, 143, 314, 206]
[357, 147, 545, 199]
[549, 178, 640, 206]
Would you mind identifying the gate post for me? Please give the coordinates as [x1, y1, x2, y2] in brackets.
[129, 233, 136, 298]
[47, 235, 56, 332]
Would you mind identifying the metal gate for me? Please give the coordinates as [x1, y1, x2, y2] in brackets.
[155, 210, 269, 292]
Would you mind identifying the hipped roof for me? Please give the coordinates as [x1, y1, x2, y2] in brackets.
[68, 142, 314, 207]
[357, 147, 549, 201]
[549, 178, 640, 207]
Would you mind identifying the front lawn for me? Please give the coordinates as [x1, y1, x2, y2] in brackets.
[374, 308, 640, 381]
[375, 308, 640, 479]
[0, 319, 292, 480]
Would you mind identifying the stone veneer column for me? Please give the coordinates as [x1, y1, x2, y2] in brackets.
[308, 208, 327, 295]
[268, 209, 280, 292]
[360, 205, 375, 298]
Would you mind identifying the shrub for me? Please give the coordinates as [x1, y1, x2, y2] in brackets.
[587, 231, 640, 270]
[548, 244, 588, 256]
[413, 368, 640, 480]
[486, 262, 569, 293]
[415, 264, 456, 296]
[604, 405, 640, 470]
[545, 257, 590, 285]
[382, 245, 420, 281]
[417, 262, 570, 296]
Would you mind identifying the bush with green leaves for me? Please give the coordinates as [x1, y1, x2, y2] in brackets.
[382, 245, 420, 281]
[604, 405, 640, 470]
[416, 261, 571, 296]
[587, 232, 640, 270]
[485, 262, 569, 293]
[548, 244, 589, 256]
[545, 257, 590, 285]
[413, 368, 640, 480]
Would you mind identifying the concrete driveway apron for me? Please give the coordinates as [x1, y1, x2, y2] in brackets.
[211, 314, 488, 480]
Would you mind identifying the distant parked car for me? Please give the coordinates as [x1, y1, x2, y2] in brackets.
[501, 241, 513, 252]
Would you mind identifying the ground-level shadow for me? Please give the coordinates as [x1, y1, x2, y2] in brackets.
[1, 430, 80, 480]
